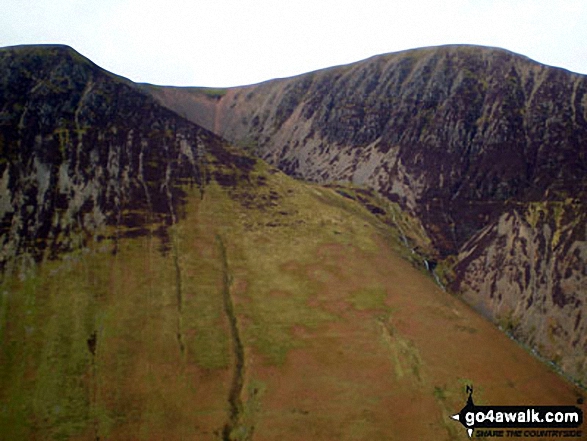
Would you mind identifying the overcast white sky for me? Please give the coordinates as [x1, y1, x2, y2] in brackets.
[1, 0, 586, 87]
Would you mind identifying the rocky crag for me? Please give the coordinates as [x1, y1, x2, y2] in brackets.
[147, 45, 587, 385]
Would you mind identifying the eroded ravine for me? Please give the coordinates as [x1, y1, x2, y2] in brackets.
[217, 235, 249, 440]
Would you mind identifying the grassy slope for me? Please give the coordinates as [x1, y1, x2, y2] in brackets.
[0, 158, 581, 440]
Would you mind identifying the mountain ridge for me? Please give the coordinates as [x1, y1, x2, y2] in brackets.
[144, 44, 587, 386]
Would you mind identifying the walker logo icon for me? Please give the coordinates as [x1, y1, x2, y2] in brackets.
[450, 386, 583, 438]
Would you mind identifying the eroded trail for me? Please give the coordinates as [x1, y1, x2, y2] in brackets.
[172, 233, 186, 357]
[217, 235, 249, 440]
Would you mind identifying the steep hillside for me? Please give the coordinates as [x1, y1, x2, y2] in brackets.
[0, 45, 583, 440]
[146, 45, 587, 386]
[0, 45, 222, 272]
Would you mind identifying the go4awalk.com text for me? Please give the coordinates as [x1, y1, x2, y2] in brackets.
[451, 386, 583, 438]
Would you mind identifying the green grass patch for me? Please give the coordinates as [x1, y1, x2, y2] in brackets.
[349, 286, 388, 311]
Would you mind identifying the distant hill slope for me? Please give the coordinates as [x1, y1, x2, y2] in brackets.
[145, 45, 587, 386]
